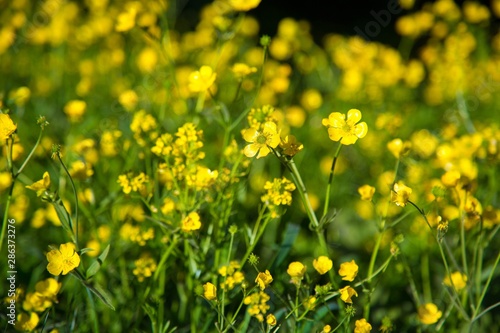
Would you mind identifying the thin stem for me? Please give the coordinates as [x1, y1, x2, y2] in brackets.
[221, 230, 235, 329]
[57, 153, 80, 248]
[471, 250, 500, 321]
[14, 127, 44, 178]
[322, 143, 342, 219]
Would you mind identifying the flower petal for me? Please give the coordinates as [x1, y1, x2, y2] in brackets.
[244, 143, 259, 157]
[47, 262, 63, 276]
[327, 128, 343, 142]
[242, 128, 259, 143]
[59, 243, 76, 257]
[340, 135, 358, 145]
[328, 112, 345, 128]
[354, 122, 368, 138]
[256, 146, 270, 158]
[346, 109, 362, 124]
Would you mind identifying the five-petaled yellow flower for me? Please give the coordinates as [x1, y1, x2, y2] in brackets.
[26, 171, 51, 196]
[243, 122, 280, 158]
[287, 261, 306, 279]
[322, 109, 368, 145]
[266, 313, 277, 326]
[313, 256, 333, 275]
[255, 270, 273, 290]
[354, 318, 372, 333]
[0, 113, 17, 139]
[46, 243, 81, 276]
[203, 282, 217, 300]
[391, 182, 412, 207]
[338, 259, 358, 281]
[417, 303, 442, 325]
[188, 66, 217, 93]
[339, 285, 358, 304]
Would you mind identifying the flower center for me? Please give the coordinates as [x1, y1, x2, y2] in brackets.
[342, 123, 352, 133]
[256, 134, 267, 145]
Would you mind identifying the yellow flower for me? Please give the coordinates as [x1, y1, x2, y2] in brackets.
[0, 172, 12, 192]
[339, 286, 358, 303]
[322, 324, 332, 333]
[418, 303, 442, 325]
[261, 177, 296, 206]
[313, 256, 333, 275]
[46, 243, 81, 276]
[35, 278, 61, 298]
[116, 8, 137, 32]
[266, 313, 277, 326]
[229, 0, 261, 11]
[441, 170, 461, 188]
[9, 86, 31, 106]
[181, 212, 202, 232]
[242, 122, 280, 158]
[443, 271, 467, 291]
[26, 172, 51, 196]
[232, 63, 257, 79]
[300, 89, 323, 112]
[391, 182, 412, 207]
[0, 113, 17, 139]
[255, 270, 273, 290]
[280, 135, 303, 157]
[338, 260, 358, 282]
[14, 312, 39, 331]
[188, 66, 216, 93]
[358, 185, 375, 201]
[64, 100, 86, 122]
[387, 138, 412, 158]
[354, 318, 372, 333]
[322, 109, 368, 145]
[203, 282, 217, 300]
[287, 261, 306, 279]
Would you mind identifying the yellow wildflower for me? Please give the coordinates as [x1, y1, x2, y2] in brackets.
[232, 63, 257, 79]
[64, 100, 86, 122]
[358, 185, 375, 201]
[354, 318, 372, 333]
[322, 109, 368, 145]
[132, 254, 157, 282]
[229, 0, 261, 12]
[26, 172, 51, 196]
[46, 243, 81, 276]
[255, 270, 273, 290]
[300, 89, 323, 112]
[0, 113, 17, 139]
[443, 271, 467, 291]
[339, 260, 358, 281]
[188, 66, 216, 93]
[181, 212, 201, 232]
[14, 312, 39, 331]
[242, 121, 280, 158]
[391, 182, 412, 207]
[261, 177, 296, 206]
[9, 86, 31, 106]
[387, 138, 412, 158]
[441, 170, 461, 188]
[339, 286, 358, 304]
[322, 324, 332, 333]
[313, 256, 333, 275]
[287, 261, 306, 279]
[116, 8, 137, 32]
[418, 303, 442, 325]
[203, 282, 217, 300]
[0, 172, 13, 192]
[266, 313, 277, 326]
[118, 89, 138, 111]
[280, 135, 303, 157]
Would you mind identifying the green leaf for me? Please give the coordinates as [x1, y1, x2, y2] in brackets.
[86, 244, 111, 279]
[86, 283, 115, 311]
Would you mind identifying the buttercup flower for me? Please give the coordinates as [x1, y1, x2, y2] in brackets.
[322, 109, 368, 145]
[242, 121, 280, 158]
[203, 282, 217, 300]
[46, 243, 81, 276]
[441, 170, 461, 188]
[280, 135, 303, 156]
[391, 182, 413, 207]
[0, 113, 17, 139]
[338, 260, 358, 281]
[64, 100, 86, 122]
[255, 270, 273, 290]
[26, 172, 51, 196]
[188, 66, 216, 93]
[322, 325, 332, 333]
[358, 185, 375, 201]
[339, 286, 358, 303]
[313, 256, 333, 275]
[287, 261, 306, 279]
[229, 0, 261, 11]
[443, 271, 467, 291]
[387, 138, 411, 158]
[266, 313, 277, 326]
[14, 312, 39, 331]
[232, 63, 257, 78]
[418, 303, 442, 325]
[181, 212, 202, 232]
[354, 318, 372, 333]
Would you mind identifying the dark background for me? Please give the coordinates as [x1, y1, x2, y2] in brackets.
[175, 0, 497, 48]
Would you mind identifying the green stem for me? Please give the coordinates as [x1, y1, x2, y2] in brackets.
[363, 231, 382, 319]
[221, 230, 235, 329]
[0, 185, 14, 254]
[471, 250, 500, 321]
[14, 127, 44, 178]
[322, 143, 342, 219]
[57, 153, 80, 248]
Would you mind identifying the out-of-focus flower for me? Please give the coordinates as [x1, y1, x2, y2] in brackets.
[418, 303, 442, 325]
[338, 260, 358, 281]
[229, 0, 261, 12]
[266, 314, 277, 326]
[203, 282, 217, 300]
[64, 100, 86, 122]
[443, 271, 467, 291]
[354, 318, 372, 333]
[358, 185, 375, 201]
[287, 261, 306, 279]
[181, 212, 201, 232]
[14, 312, 39, 331]
[188, 66, 216, 93]
[391, 182, 412, 207]
[313, 256, 333, 275]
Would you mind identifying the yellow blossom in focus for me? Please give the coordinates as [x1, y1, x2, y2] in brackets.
[0, 113, 17, 139]
[181, 212, 201, 232]
[280, 135, 303, 157]
[391, 182, 412, 207]
[46, 243, 81, 276]
[14, 312, 39, 331]
[313, 256, 333, 275]
[242, 122, 280, 158]
[339, 286, 358, 303]
[266, 313, 277, 326]
[322, 109, 368, 145]
[338, 260, 358, 281]
[188, 66, 216, 93]
[354, 318, 372, 333]
[203, 282, 217, 300]
[261, 177, 296, 206]
[443, 271, 467, 291]
[418, 303, 442, 325]
[358, 185, 375, 201]
[287, 261, 306, 279]
[64, 100, 86, 122]
[255, 270, 273, 290]
[229, 0, 261, 11]
[26, 172, 51, 196]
